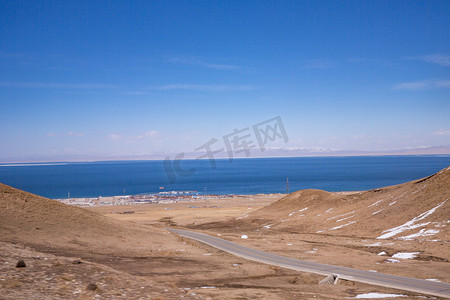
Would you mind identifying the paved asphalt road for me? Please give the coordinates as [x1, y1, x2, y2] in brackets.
[169, 228, 450, 298]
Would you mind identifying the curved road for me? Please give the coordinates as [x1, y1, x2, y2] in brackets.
[169, 228, 450, 298]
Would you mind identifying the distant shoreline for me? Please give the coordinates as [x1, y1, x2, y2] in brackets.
[55, 192, 288, 207]
[1, 152, 449, 165]
[54, 190, 364, 207]
[2, 156, 448, 200]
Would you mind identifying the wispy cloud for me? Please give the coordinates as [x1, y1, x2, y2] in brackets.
[135, 130, 157, 140]
[347, 57, 384, 64]
[0, 81, 116, 89]
[0, 52, 26, 59]
[108, 130, 158, 143]
[122, 91, 152, 96]
[346, 57, 396, 68]
[108, 134, 122, 140]
[403, 54, 450, 67]
[394, 81, 428, 90]
[151, 84, 254, 92]
[433, 129, 450, 136]
[121, 84, 255, 96]
[46, 131, 84, 137]
[67, 131, 84, 137]
[352, 134, 371, 139]
[168, 57, 240, 70]
[421, 54, 450, 66]
[393, 79, 450, 90]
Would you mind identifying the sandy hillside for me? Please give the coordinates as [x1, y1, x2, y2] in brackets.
[0, 183, 207, 299]
[2, 184, 408, 300]
[182, 167, 449, 288]
[201, 167, 449, 244]
[1, 170, 449, 299]
[0, 183, 184, 256]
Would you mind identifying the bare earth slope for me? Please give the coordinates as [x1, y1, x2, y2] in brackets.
[0, 183, 179, 256]
[189, 167, 449, 290]
[0, 183, 198, 299]
[207, 166, 450, 245]
[2, 168, 449, 299]
[0, 183, 377, 300]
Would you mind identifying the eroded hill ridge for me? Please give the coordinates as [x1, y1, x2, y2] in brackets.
[0, 182, 177, 256]
[221, 166, 449, 242]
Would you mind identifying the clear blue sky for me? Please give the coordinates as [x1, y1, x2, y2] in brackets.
[0, 0, 449, 162]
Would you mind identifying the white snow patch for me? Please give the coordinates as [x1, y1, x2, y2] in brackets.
[368, 200, 384, 208]
[286, 243, 293, 246]
[290, 207, 308, 216]
[426, 279, 441, 282]
[337, 215, 356, 222]
[376, 200, 447, 239]
[372, 209, 384, 215]
[392, 252, 420, 259]
[305, 250, 316, 254]
[393, 191, 408, 200]
[369, 270, 377, 272]
[398, 229, 440, 240]
[377, 251, 386, 256]
[433, 221, 449, 228]
[236, 215, 248, 220]
[365, 242, 382, 247]
[203, 253, 213, 256]
[263, 224, 273, 229]
[379, 222, 431, 239]
[325, 208, 334, 213]
[389, 201, 397, 206]
[241, 235, 248, 239]
[350, 292, 406, 298]
[385, 258, 400, 263]
[316, 230, 325, 233]
[327, 210, 356, 221]
[330, 221, 356, 230]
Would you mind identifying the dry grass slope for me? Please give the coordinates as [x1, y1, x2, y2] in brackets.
[0, 183, 175, 255]
[196, 167, 449, 245]
[0, 184, 203, 299]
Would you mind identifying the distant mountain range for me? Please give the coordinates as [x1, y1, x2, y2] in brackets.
[232, 145, 450, 158]
[1, 145, 449, 163]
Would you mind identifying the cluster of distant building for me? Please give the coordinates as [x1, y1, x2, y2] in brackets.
[55, 191, 233, 207]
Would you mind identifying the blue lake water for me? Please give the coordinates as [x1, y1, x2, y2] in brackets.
[0, 156, 449, 199]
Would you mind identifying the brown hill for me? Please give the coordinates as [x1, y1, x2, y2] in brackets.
[202, 167, 449, 243]
[0, 183, 176, 256]
[0, 183, 201, 299]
